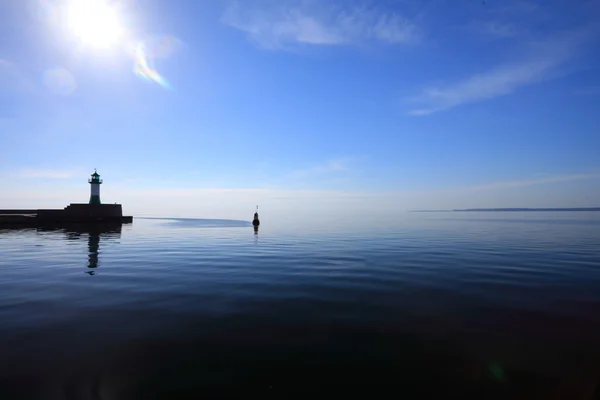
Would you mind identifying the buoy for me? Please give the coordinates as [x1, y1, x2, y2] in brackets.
[252, 205, 260, 227]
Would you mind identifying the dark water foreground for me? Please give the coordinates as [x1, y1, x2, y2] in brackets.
[1, 214, 599, 398]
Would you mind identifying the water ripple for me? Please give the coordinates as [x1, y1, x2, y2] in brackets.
[0, 214, 599, 392]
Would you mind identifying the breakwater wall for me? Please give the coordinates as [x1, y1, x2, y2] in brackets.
[0, 210, 37, 215]
[0, 204, 132, 227]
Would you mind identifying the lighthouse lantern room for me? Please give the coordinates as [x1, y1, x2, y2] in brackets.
[88, 170, 103, 205]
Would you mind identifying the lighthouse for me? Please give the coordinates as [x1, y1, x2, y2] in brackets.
[88, 170, 102, 205]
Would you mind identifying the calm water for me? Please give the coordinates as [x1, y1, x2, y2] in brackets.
[1, 213, 600, 398]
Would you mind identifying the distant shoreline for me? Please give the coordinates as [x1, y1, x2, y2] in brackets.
[412, 208, 600, 212]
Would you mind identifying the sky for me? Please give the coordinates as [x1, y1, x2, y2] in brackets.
[0, 0, 599, 221]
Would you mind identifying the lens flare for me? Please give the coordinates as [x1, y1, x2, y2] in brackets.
[37, 1, 177, 90]
[133, 42, 171, 89]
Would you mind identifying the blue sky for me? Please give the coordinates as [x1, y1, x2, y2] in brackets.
[1, 0, 599, 219]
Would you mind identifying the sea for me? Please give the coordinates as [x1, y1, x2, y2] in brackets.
[1, 212, 599, 398]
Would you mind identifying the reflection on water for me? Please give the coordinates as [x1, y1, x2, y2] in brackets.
[142, 217, 251, 228]
[0, 215, 599, 397]
[37, 222, 123, 275]
[87, 229, 99, 272]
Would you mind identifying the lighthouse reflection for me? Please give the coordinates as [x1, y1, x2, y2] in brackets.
[83, 223, 122, 274]
[38, 222, 123, 274]
[87, 228, 101, 273]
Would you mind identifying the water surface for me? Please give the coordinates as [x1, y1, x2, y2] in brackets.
[1, 213, 599, 397]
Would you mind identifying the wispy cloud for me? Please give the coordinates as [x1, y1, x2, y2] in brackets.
[470, 21, 520, 38]
[221, 1, 418, 50]
[406, 28, 596, 115]
[464, 172, 600, 191]
[290, 158, 349, 179]
[407, 58, 559, 116]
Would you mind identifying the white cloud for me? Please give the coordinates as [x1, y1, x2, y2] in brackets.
[406, 28, 595, 115]
[407, 58, 560, 115]
[221, 1, 418, 49]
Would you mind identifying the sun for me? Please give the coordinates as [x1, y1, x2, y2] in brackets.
[66, 0, 123, 50]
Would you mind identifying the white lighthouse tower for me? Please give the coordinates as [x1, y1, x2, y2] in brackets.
[88, 170, 102, 205]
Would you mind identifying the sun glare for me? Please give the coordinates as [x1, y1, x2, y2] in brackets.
[66, 0, 123, 50]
